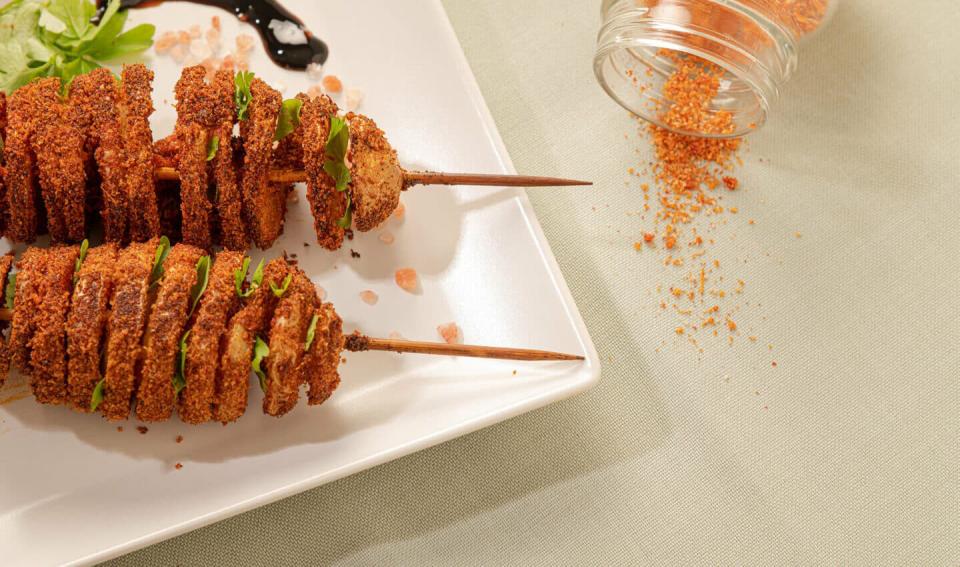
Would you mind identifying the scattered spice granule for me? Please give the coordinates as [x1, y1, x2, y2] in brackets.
[175, 463, 183, 470]
[664, 235, 677, 249]
[437, 322, 462, 344]
[175, 435, 184, 444]
[322, 75, 343, 93]
[512, 370, 517, 376]
[722, 176, 739, 190]
[116, 426, 123, 432]
[633, 242, 643, 251]
[350, 249, 361, 259]
[795, 231, 802, 238]
[675, 327, 685, 335]
[643, 232, 655, 243]
[359, 290, 379, 305]
[726, 318, 737, 332]
[379, 231, 395, 245]
[137, 426, 149, 435]
[772, 361, 778, 367]
[395, 268, 419, 293]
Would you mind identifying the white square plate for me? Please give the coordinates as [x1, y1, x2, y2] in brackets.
[0, 1, 598, 564]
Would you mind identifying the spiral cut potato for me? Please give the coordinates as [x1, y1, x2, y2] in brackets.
[0, 64, 403, 251]
[0, 241, 343, 424]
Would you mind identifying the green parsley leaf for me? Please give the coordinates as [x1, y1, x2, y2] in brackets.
[234, 257, 265, 298]
[252, 336, 269, 392]
[206, 135, 219, 162]
[270, 273, 292, 298]
[336, 194, 352, 228]
[274, 98, 302, 142]
[187, 256, 211, 319]
[5, 272, 16, 310]
[173, 330, 189, 396]
[90, 377, 105, 412]
[73, 238, 88, 285]
[234, 71, 255, 121]
[87, 22, 156, 60]
[304, 313, 319, 352]
[149, 236, 172, 287]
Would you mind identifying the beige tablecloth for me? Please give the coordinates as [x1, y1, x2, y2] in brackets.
[108, 0, 959, 564]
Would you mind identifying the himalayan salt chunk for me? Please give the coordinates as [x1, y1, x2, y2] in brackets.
[322, 75, 342, 93]
[155, 31, 178, 54]
[236, 34, 255, 53]
[170, 44, 187, 64]
[316, 286, 327, 301]
[190, 38, 212, 60]
[211, 16, 221, 31]
[378, 231, 395, 245]
[307, 84, 324, 100]
[205, 27, 221, 53]
[178, 30, 191, 45]
[393, 201, 405, 221]
[437, 322, 461, 344]
[189, 25, 202, 39]
[345, 88, 363, 111]
[394, 268, 418, 293]
[359, 290, 379, 305]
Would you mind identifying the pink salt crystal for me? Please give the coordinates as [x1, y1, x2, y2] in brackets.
[190, 38, 211, 60]
[359, 290, 379, 305]
[316, 286, 327, 300]
[322, 75, 342, 93]
[394, 268, 418, 293]
[378, 231, 395, 245]
[220, 54, 235, 71]
[437, 322, 462, 345]
[205, 27, 221, 52]
[393, 201, 405, 221]
[345, 88, 363, 111]
[155, 31, 178, 54]
[307, 85, 324, 100]
[306, 62, 324, 81]
[170, 44, 187, 64]
[178, 30, 191, 45]
[189, 25, 202, 39]
[388, 331, 404, 340]
[236, 34, 255, 53]
[211, 16, 221, 31]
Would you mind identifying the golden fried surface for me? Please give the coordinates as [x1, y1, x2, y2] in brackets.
[303, 302, 343, 406]
[100, 239, 157, 421]
[301, 94, 346, 250]
[8, 247, 49, 372]
[121, 64, 161, 242]
[210, 70, 247, 251]
[240, 78, 286, 249]
[28, 245, 78, 404]
[33, 90, 87, 243]
[66, 243, 118, 411]
[137, 244, 205, 422]
[174, 66, 216, 249]
[263, 270, 315, 417]
[179, 250, 242, 424]
[0, 253, 15, 387]
[347, 112, 403, 232]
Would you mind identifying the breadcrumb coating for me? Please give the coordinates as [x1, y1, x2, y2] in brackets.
[28, 245, 78, 404]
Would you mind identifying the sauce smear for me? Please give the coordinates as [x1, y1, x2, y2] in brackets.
[97, 0, 329, 69]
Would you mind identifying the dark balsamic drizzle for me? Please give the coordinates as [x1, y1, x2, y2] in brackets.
[96, 0, 329, 69]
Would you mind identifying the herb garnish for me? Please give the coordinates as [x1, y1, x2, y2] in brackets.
[270, 273, 292, 298]
[149, 236, 171, 287]
[323, 115, 353, 228]
[234, 70, 254, 121]
[90, 377, 105, 412]
[187, 256, 210, 318]
[5, 273, 16, 309]
[0, 0, 155, 93]
[234, 257, 265, 298]
[252, 336, 269, 391]
[206, 135, 219, 162]
[72, 238, 88, 285]
[304, 313, 319, 352]
[274, 98, 302, 141]
[173, 330, 189, 396]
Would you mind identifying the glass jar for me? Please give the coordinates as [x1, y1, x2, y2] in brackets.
[594, 0, 837, 137]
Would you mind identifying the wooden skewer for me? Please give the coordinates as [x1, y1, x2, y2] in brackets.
[344, 333, 584, 362]
[153, 166, 592, 188]
[0, 309, 584, 362]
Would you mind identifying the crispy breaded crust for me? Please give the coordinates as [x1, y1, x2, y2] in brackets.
[214, 259, 289, 423]
[8, 247, 49, 372]
[240, 78, 285, 249]
[5, 79, 60, 242]
[33, 93, 87, 243]
[303, 302, 343, 406]
[0, 92, 6, 237]
[101, 239, 157, 420]
[347, 112, 403, 232]
[211, 71, 247, 250]
[69, 68, 126, 242]
[263, 270, 314, 416]
[174, 66, 218, 249]
[301, 95, 346, 250]
[66, 243, 118, 411]
[28, 245, 78, 404]
[122, 65, 161, 242]
[179, 250, 242, 424]
[0, 253, 15, 386]
[136, 244, 204, 422]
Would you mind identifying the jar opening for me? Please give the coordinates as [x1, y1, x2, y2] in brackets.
[594, 1, 798, 138]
